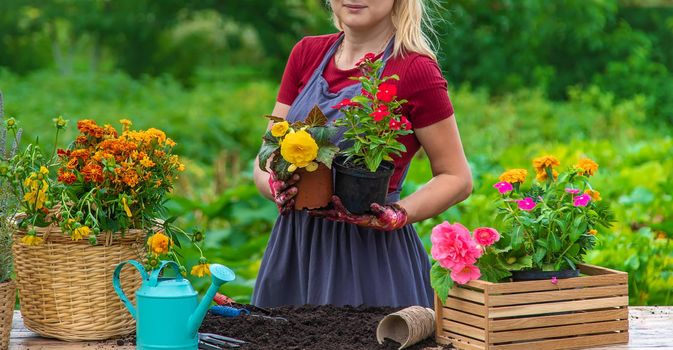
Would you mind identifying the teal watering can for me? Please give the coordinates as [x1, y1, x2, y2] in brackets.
[113, 260, 235, 350]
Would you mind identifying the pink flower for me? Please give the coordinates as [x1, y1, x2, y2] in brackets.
[551, 277, 558, 285]
[573, 194, 591, 207]
[473, 227, 500, 247]
[331, 98, 359, 109]
[431, 222, 483, 270]
[400, 116, 411, 130]
[450, 264, 482, 285]
[370, 105, 389, 122]
[565, 188, 580, 194]
[493, 181, 513, 194]
[389, 119, 401, 130]
[517, 197, 536, 211]
[376, 83, 397, 103]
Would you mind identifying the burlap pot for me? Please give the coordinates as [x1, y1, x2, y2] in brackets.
[376, 306, 436, 349]
[0, 279, 16, 349]
[12, 226, 145, 341]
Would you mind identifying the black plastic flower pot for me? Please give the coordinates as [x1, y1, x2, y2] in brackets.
[333, 156, 394, 215]
[510, 268, 580, 282]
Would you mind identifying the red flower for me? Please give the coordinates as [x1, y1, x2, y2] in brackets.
[361, 88, 373, 99]
[389, 119, 401, 130]
[370, 105, 389, 122]
[355, 52, 376, 67]
[57, 169, 77, 185]
[400, 116, 412, 130]
[376, 83, 397, 103]
[332, 98, 359, 109]
[57, 149, 71, 158]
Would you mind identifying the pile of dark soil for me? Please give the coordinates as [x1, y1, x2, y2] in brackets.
[198, 303, 452, 350]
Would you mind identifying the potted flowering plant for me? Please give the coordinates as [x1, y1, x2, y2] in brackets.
[258, 105, 340, 210]
[2, 116, 208, 340]
[331, 54, 413, 214]
[430, 155, 613, 303]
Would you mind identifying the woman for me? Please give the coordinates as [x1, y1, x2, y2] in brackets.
[252, 0, 472, 308]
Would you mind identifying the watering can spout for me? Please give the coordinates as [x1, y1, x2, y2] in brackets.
[188, 264, 236, 336]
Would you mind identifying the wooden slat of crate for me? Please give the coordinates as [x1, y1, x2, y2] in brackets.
[490, 320, 628, 343]
[442, 308, 486, 328]
[438, 332, 486, 350]
[490, 308, 628, 331]
[489, 284, 628, 306]
[450, 286, 486, 303]
[445, 296, 486, 317]
[443, 320, 487, 341]
[488, 296, 628, 318]
[487, 273, 627, 294]
[489, 332, 629, 350]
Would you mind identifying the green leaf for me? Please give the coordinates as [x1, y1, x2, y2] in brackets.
[477, 254, 512, 282]
[533, 247, 547, 265]
[258, 142, 278, 172]
[511, 226, 524, 249]
[430, 261, 453, 305]
[316, 145, 339, 169]
[264, 115, 285, 123]
[549, 233, 562, 252]
[500, 255, 533, 271]
[566, 243, 580, 258]
[305, 105, 328, 126]
[310, 126, 338, 145]
[351, 96, 370, 105]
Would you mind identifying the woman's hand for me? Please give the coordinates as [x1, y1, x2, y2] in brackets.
[269, 173, 300, 215]
[309, 195, 408, 231]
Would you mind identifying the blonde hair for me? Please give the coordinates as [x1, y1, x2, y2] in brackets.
[330, 0, 438, 60]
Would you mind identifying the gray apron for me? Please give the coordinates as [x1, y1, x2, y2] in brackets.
[251, 34, 432, 308]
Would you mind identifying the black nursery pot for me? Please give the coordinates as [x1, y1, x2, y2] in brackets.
[511, 268, 580, 282]
[333, 156, 394, 215]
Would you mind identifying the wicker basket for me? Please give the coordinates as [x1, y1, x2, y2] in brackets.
[0, 279, 16, 349]
[12, 225, 145, 341]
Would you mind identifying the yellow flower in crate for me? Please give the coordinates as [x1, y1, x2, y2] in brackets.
[271, 121, 290, 137]
[71, 226, 91, 241]
[576, 158, 598, 176]
[280, 129, 318, 170]
[147, 232, 172, 255]
[20, 234, 43, 246]
[498, 169, 528, 183]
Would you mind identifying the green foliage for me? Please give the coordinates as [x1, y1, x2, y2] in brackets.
[430, 261, 453, 305]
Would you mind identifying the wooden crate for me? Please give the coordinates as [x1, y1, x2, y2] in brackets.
[435, 264, 629, 350]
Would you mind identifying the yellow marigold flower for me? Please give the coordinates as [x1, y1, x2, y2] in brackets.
[498, 169, 528, 183]
[165, 138, 176, 147]
[190, 263, 211, 278]
[656, 231, 668, 240]
[39, 166, 49, 175]
[21, 234, 44, 246]
[23, 189, 47, 210]
[119, 119, 132, 131]
[147, 232, 172, 255]
[536, 169, 559, 182]
[585, 189, 601, 201]
[122, 197, 133, 217]
[576, 158, 598, 176]
[588, 229, 598, 236]
[271, 121, 290, 137]
[533, 155, 560, 173]
[177, 163, 185, 172]
[140, 156, 155, 168]
[72, 226, 91, 241]
[280, 130, 318, 168]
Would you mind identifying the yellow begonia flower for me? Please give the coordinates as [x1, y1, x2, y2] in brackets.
[576, 158, 598, 176]
[147, 232, 172, 255]
[280, 130, 318, 168]
[498, 169, 528, 184]
[288, 164, 297, 172]
[271, 121, 290, 137]
[305, 162, 319, 172]
[72, 226, 91, 241]
[191, 263, 211, 278]
[21, 235, 44, 246]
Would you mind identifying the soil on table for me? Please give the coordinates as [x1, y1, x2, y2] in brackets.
[117, 303, 452, 350]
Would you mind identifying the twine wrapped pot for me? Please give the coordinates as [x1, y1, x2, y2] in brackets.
[12, 225, 145, 341]
[0, 279, 16, 349]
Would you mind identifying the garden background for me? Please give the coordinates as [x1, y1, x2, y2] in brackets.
[1, 0, 671, 306]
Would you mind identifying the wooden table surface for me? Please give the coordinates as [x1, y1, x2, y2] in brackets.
[9, 307, 673, 349]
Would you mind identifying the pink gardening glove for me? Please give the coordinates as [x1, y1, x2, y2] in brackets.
[269, 172, 300, 215]
[309, 195, 408, 231]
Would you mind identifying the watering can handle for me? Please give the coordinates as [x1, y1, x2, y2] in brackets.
[113, 260, 148, 320]
[148, 260, 184, 287]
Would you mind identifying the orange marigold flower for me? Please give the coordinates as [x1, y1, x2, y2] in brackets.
[76, 135, 88, 144]
[66, 157, 79, 170]
[533, 155, 560, 173]
[119, 119, 132, 131]
[77, 119, 105, 138]
[57, 169, 77, 184]
[154, 150, 166, 157]
[165, 138, 176, 147]
[588, 229, 598, 236]
[122, 169, 140, 187]
[584, 189, 601, 201]
[498, 169, 528, 183]
[536, 169, 559, 182]
[71, 149, 90, 160]
[146, 128, 167, 144]
[81, 162, 104, 183]
[576, 158, 598, 176]
[103, 124, 119, 138]
[147, 232, 172, 255]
